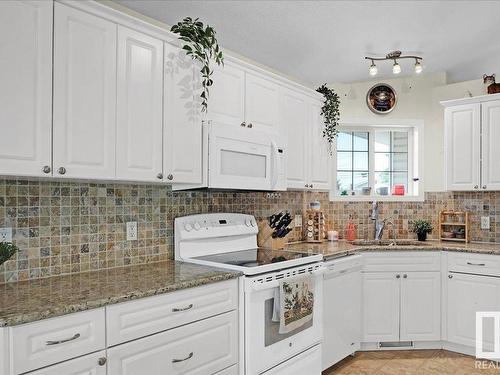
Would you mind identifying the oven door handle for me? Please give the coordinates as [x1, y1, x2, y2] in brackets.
[250, 267, 326, 291]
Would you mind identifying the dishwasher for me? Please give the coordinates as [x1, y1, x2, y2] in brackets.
[322, 254, 363, 371]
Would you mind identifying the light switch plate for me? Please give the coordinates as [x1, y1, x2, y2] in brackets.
[0, 228, 12, 242]
[294, 215, 303, 227]
[481, 216, 490, 230]
[126, 222, 138, 240]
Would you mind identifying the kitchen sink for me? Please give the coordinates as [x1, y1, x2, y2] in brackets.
[351, 239, 431, 246]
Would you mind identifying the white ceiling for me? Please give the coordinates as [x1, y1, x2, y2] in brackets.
[115, 0, 500, 86]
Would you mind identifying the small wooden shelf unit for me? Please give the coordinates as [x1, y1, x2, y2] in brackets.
[438, 210, 470, 243]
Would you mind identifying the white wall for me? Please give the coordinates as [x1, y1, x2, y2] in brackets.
[330, 72, 489, 192]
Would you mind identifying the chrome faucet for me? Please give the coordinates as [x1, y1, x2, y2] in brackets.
[371, 201, 393, 240]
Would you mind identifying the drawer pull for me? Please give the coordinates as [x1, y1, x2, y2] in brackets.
[466, 262, 485, 266]
[172, 352, 194, 363]
[46, 333, 80, 346]
[172, 303, 193, 312]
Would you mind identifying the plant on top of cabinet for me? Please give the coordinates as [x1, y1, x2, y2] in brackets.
[171, 17, 224, 112]
[316, 84, 340, 154]
[0, 241, 17, 266]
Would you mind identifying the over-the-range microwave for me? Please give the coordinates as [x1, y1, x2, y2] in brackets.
[173, 121, 287, 191]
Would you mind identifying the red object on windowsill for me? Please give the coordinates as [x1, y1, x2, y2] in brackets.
[392, 184, 405, 196]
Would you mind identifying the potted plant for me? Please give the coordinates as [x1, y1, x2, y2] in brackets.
[0, 241, 17, 266]
[410, 219, 433, 241]
[316, 84, 340, 155]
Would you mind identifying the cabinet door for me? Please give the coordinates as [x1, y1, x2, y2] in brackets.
[447, 272, 500, 349]
[163, 42, 202, 184]
[444, 103, 480, 190]
[323, 269, 361, 370]
[53, 3, 117, 179]
[309, 101, 331, 190]
[116, 26, 163, 182]
[282, 89, 309, 189]
[107, 311, 238, 375]
[27, 351, 107, 375]
[481, 100, 500, 190]
[362, 272, 400, 342]
[400, 272, 440, 341]
[0, 1, 52, 177]
[245, 72, 281, 133]
[208, 62, 245, 127]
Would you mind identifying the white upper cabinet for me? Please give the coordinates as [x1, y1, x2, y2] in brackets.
[208, 62, 245, 127]
[309, 102, 331, 190]
[282, 89, 309, 189]
[0, 1, 52, 177]
[481, 100, 500, 190]
[245, 72, 281, 133]
[444, 103, 480, 191]
[53, 3, 117, 179]
[116, 26, 163, 182]
[163, 42, 202, 184]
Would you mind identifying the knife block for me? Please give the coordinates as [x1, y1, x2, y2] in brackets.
[257, 219, 287, 250]
[304, 210, 326, 243]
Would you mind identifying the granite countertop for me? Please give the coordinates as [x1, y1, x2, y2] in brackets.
[0, 260, 241, 327]
[285, 240, 500, 260]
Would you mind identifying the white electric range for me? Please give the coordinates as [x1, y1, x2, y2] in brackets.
[175, 213, 324, 375]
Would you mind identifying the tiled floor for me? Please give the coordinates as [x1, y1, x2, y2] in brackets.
[323, 350, 500, 374]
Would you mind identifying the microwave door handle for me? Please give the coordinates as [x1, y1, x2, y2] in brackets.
[271, 141, 279, 189]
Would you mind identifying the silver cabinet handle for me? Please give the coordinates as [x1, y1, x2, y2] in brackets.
[448, 274, 453, 279]
[240, 122, 246, 127]
[467, 262, 485, 266]
[483, 185, 487, 189]
[309, 184, 313, 188]
[474, 185, 479, 189]
[172, 303, 193, 312]
[167, 174, 174, 181]
[403, 274, 408, 278]
[46, 333, 80, 346]
[58, 167, 66, 175]
[304, 184, 308, 188]
[172, 352, 194, 363]
[42, 165, 51, 174]
[157, 173, 163, 180]
[247, 123, 253, 128]
[98, 357, 107, 366]
[396, 274, 400, 279]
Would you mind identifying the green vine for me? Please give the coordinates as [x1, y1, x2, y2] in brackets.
[316, 84, 340, 154]
[0, 241, 17, 266]
[171, 17, 224, 112]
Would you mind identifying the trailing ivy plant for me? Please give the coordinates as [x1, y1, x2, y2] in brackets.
[316, 84, 340, 154]
[171, 17, 224, 112]
[0, 241, 17, 266]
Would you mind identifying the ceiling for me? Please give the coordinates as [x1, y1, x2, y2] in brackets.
[115, 0, 500, 86]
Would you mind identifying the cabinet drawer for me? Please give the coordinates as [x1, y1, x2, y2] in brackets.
[363, 252, 441, 272]
[106, 279, 238, 346]
[447, 252, 500, 277]
[11, 308, 105, 374]
[26, 350, 107, 375]
[107, 310, 238, 375]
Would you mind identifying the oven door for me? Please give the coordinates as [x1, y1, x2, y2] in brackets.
[208, 123, 278, 190]
[244, 264, 324, 375]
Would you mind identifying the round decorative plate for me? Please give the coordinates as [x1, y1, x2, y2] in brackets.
[366, 83, 397, 114]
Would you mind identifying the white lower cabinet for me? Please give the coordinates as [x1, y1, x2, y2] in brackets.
[446, 272, 500, 349]
[26, 351, 107, 375]
[107, 310, 238, 375]
[262, 345, 322, 375]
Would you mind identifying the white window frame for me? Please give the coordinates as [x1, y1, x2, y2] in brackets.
[329, 118, 424, 202]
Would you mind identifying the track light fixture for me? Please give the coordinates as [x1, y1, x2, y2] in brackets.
[365, 51, 423, 76]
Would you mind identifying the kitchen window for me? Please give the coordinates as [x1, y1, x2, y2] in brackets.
[331, 122, 423, 201]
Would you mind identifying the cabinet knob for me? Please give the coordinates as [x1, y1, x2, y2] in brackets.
[157, 173, 163, 180]
[98, 357, 107, 366]
[42, 166, 51, 174]
[483, 185, 487, 189]
[58, 167, 66, 175]
[396, 274, 401, 279]
[167, 174, 174, 181]
[304, 184, 308, 188]
[448, 274, 453, 279]
[240, 122, 246, 127]
[403, 274, 407, 279]
[247, 123, 253, 128]
[309, 184, 313, 188]
[474, 185, 479, 189]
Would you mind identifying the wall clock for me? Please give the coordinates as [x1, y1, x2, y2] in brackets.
[366, 83, 397, 114]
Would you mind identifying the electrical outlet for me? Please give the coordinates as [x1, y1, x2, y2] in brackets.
[126, 222, 138, 240]
[294, 215, 303, 228]
[0, 228, 12, 242]
[481, 216, 491, 230]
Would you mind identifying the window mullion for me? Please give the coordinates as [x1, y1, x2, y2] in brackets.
[368, 130, 375, 192]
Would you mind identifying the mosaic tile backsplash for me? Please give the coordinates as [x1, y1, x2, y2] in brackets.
[0, 178, 499, 283]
